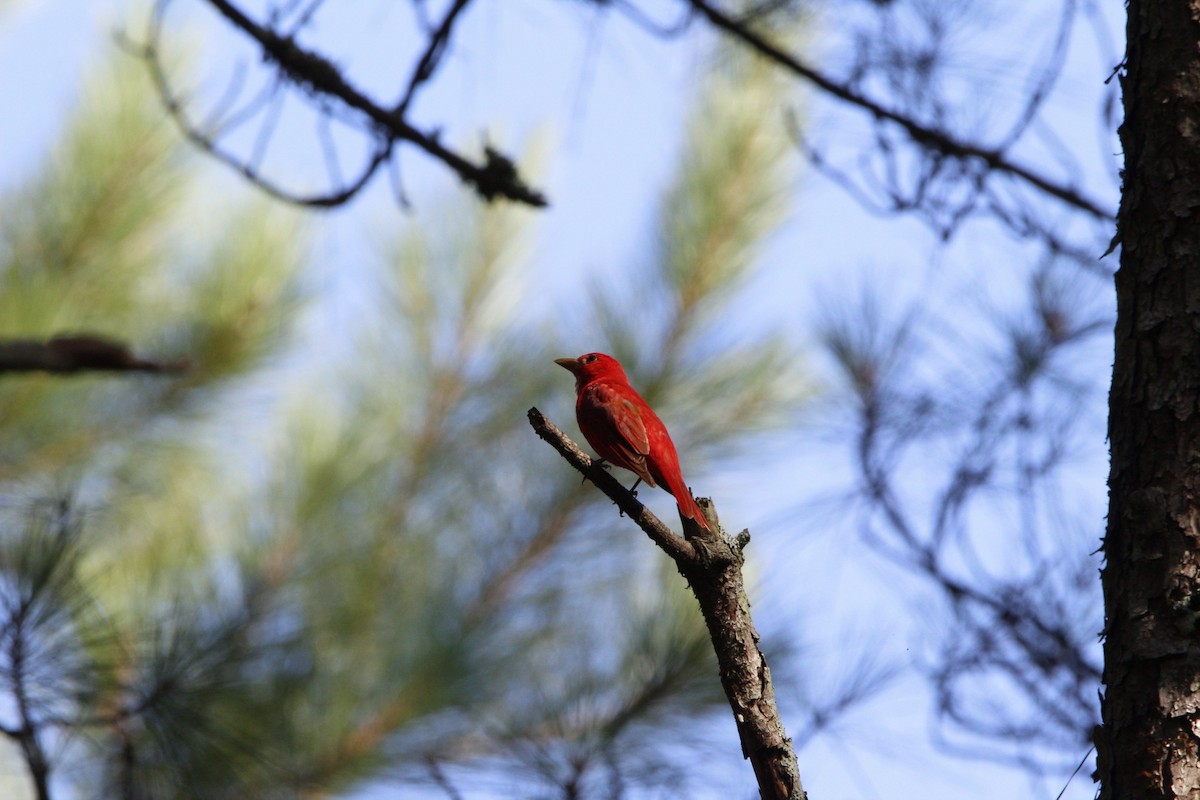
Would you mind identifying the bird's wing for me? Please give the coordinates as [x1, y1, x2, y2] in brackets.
[580, 382, 656, 485]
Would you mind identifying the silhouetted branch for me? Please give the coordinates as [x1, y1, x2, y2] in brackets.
[528, 407, 805, 800]
[148, 0, 1113, 235]
[8, 609, 52, 800]
[686, 0, 1113, 221]
[819, 271, 1103, 766]
[0, 336, 188, 375]
[0, 496, 85, 800]
[140, 0, 547, 209]
[396, 0, 473, 116]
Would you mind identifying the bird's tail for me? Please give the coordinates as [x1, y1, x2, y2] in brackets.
[670, 484, 710, 531]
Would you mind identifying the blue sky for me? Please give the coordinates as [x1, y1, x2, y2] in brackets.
[0, 2, 1119, 798]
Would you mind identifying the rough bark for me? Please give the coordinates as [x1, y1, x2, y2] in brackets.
[1098, 2, 1200, 797]
[528, 408, 805, 800]
[678, 540, 801, 800]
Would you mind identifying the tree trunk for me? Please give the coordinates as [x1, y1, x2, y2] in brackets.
[1099, 2, 1200, 797]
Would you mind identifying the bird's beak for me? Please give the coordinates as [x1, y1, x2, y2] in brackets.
[554, 357, 581, 375]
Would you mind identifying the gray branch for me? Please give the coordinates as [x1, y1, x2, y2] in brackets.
[527, 407, 806, 800]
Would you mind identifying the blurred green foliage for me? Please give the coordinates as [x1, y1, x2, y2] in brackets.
[0, 35, 809, 800]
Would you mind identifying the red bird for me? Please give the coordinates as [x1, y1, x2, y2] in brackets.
[555, 352, 710, 530]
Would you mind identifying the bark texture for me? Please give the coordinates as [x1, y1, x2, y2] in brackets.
[528, 408, 805, 800]
[1099, 2, 1200, 797]
[679, 541, 801, 800]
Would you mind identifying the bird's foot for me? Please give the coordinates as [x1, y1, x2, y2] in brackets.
[583, 457, 611, 484]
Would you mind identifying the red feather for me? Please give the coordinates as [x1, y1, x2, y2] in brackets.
[556, 353, 710, 530]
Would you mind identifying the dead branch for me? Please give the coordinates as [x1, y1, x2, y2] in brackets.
[528, 407, 805, 800]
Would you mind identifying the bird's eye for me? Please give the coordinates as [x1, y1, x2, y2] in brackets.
[584, 354, 597, 363]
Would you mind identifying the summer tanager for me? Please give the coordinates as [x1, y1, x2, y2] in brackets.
[555, 352, 710, 530]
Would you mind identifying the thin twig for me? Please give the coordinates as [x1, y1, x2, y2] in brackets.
[395, 0, 474, 116]
[181, 0, 547, 207]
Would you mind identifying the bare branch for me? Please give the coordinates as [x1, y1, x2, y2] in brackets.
[686, 0, 1113, 221]
[528, 407, 806, 800]
[819, 278, 1103, 765]
[143, 0, 547, 209]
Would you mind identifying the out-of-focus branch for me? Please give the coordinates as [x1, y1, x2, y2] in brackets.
[820, 273, 1104, 765]
[0, 497, 86, 800]
[140, 0, 547, 209]
[396, 0, 473, 116]
[7, 607, 53, 800]
[151, 0, 1113, 235]
[685, 0, 1114, 221]
[0, 336, 188, 375]
[528, 407, 805, 800]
